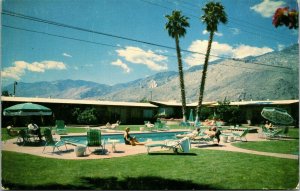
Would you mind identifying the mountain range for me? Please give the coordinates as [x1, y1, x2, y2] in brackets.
[3, 44, 299, 102]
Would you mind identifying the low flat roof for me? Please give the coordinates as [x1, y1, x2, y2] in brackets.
[212, 99, 299, 106]
[1, 96, 158, 108]
[150, 101, 216, 107]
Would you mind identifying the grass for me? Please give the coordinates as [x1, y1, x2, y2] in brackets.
[2, 149, 299, 190]
[233, 140, 299, 155]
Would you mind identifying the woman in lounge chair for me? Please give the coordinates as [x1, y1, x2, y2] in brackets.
[124, 127, 144, 146]
[176, 128, 200, 138]
[204, 126, 221, 144]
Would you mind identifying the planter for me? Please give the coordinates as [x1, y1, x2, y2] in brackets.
[75, 146, 86, 157]
[221, 135, 228, 143]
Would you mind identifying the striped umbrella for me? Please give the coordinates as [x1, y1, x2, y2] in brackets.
[261, 107, 293, 125]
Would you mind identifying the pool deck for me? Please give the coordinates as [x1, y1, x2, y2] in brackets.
[2, 128, 298, 160]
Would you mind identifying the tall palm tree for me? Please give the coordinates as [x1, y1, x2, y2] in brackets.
[165, 10, 190, 122]
[195, 2, 227, 122]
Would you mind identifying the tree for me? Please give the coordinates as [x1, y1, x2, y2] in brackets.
[165, 10, 190, 122]
[195, 2, 227, 122]
[273, 7, 298, 29]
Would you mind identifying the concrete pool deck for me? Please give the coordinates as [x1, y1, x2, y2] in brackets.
[2, 128, 298, 160]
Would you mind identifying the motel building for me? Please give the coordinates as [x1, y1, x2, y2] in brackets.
[1, 96, 299, 127]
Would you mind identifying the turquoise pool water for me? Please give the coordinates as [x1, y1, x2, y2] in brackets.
[60, 131, 188, 145]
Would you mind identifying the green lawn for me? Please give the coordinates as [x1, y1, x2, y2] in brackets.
[233, 140, 299, 155]
[233, 128, 299, 155]
[2, 149, 298, 190]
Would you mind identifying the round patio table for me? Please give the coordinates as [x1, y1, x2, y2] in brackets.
[107, 139, 120, 152]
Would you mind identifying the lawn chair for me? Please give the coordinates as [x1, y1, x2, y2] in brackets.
[145, 137, 191, 154]
[86, 129, 105, 154]
[266, 128, 284, 139]
[55, 120, 67, 135]
[18, 129, 32, 146]
[276, 126, 289, 138]
[231, 128, 249, 142]
[42, 128, 67, 153]
[6, 126, 22, 143]
[144, 121, 154, 131]
[155, 121, 169, 131]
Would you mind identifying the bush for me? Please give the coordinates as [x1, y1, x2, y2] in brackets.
[215, 99, 243, 125]
[76, 108, 99, 125]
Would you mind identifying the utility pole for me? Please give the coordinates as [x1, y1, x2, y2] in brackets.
[13, 81, 18, 96]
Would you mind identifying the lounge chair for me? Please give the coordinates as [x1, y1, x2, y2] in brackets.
[266, 129, 284, 139]
[231, 128, 249, 142]
[145, 137, 191, 154]
[276, 126, 290, 138]
[55, 120, 67, 135]
[144, 121, 154, 131]
[18, 129, 32, 145]
[155, 121, 169, 131]
[86, 129, 105, 154]
[111, 120, 121, 129]
[260, 125, 276, 139]
[192, 129, 221, 144]
[42, 128, 67, 153]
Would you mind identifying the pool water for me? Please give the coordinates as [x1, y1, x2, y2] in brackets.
[60, 131, 188, 145]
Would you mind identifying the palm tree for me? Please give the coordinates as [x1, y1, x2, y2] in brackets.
[165, 10, 190, 122]
[195, 2, 227, 122]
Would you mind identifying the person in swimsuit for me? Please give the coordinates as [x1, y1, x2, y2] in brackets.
[124, 127, 144, 146]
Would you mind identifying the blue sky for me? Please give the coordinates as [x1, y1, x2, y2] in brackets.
[1, 0, 298, 87]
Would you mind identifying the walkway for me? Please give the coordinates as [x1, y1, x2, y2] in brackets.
[2, 129, 298, 160]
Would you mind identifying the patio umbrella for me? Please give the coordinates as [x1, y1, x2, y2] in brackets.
[3, 102, 52, 116]
[261, 107, 293, 125]
[188, 109, 194, 122]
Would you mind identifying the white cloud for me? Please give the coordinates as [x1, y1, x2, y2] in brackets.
[229, 28, 240, 35]
[202, 30, 223, 36]
[184, 40, 274, 66]
[62, 53, 72, 57]
[250, 0, 285, 18]
[1, 60, 67, 80]
[232, 45, 273, 58]
[184, 40, 233, 66]
[111, 59, 131, 73]
[116, 46, 168, 71]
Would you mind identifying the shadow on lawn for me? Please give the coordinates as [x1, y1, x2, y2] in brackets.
[3, 176, 221, 190]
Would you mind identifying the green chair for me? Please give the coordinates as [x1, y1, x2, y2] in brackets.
[43, 128, 67, 153]
[231, 128, 249, 142]
[276, 126, 289, 138]
[87, 129, 105, 154]
[18, 129, 32, 146]
[55, 120, 67, 135]
[155, 121, 169, 131]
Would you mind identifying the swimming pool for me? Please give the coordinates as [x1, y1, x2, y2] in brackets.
[60, 131, 189, 145]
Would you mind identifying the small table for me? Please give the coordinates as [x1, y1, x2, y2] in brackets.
[107, 139, 120, 152]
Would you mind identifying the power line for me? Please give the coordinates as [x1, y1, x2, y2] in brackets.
[171, 0, 295, 41]
[3, 24, 293, 74]
[2, 9, 293, 70]
[144, 0, 295, 42]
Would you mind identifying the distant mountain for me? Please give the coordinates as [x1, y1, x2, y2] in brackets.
[2, 44, 299, 102]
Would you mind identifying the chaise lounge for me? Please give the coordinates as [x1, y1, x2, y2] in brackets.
[144, 137, 191, 154]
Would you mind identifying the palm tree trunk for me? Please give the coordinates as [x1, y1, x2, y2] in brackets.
[175, 35, 187, 122]
[195, 31, 214, 121]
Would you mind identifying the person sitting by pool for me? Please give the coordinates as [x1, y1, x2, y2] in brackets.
[265, 121, 274, 130]
[176, 128, 201, 138]
[27, 123, 43, 141]
[204, 126, 221, 144]
[124, 127, 144, 146]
